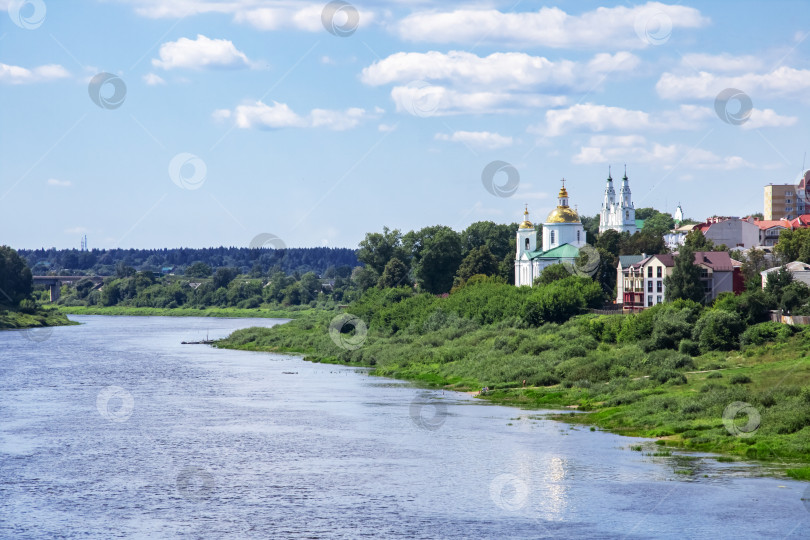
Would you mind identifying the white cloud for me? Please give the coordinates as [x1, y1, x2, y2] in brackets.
[679, 53, 764, 73]
[361, 50, 639, 91]
[656, 65, 810, 100]
[47, 178, 72, 187]
[741, 108, 798, 130]
[572, 134, 753, 170]
[217, 100, 368, 130]
[378, 123, 397, 132]
[391, 84, 567, 116]
[0, 63, 69, 84]
[394, 2, 708, 48]
[434, 131, 514, 150]
[152, 35, 251, 70]
[143, 73, 166, 85]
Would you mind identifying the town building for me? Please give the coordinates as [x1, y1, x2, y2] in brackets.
[615, 254, 646, 304]
[692, 217, 761, 249]
[760, 261, 810, 289]
[599, 167, 638, 235]
[664, 223, 696, 251]
[765, 183, 806, 220]
[515, 181, 586, 286]
[620, 251, 742, 311]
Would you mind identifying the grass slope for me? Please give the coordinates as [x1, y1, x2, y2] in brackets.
[0, 306, 77, 329]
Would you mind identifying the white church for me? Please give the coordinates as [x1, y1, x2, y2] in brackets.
[598, 167, 637, 235]
[515, 180, 586, 286]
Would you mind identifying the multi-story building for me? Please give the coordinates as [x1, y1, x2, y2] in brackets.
[620, 251, 742, 311]
[765, 183, 806, 220]
[692, 217, 761, 249]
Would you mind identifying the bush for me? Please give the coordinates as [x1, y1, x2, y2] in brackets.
[740, 322, 796, 347]
[730, 374, 752, 384]
[678, 339, 700, 356]
[706, 371, 723, 379]
[692, 309, 745, 352]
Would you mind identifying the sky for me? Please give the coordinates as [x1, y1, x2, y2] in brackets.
[1, 0, 809, 250]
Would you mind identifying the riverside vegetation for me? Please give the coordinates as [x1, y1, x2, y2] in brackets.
[216, 272, 810, 474]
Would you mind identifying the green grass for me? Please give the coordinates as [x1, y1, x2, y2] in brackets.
[58, 305, 309, 319]
[0, 305, 77, 329]
[214, 308, 810, 469]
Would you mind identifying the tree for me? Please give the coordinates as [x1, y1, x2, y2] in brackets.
[620, 231, 666, 255]
[774, 228, 810, 264]
[351, 266, 379, 292]
[683, 230, 714, 252]
[596, 229, 621, 257]
[299, 272, 322, 303]
[533, 263, 570, 286]
[664, 245, 705, 303]
[0, 246, 33, 307]
[357, 227, 408, 275]
[185, 261, 212, 278]
[212, 267, 238, 289]
[414, 229, 463, 294]
[765, 266, 794, 303]
[692, 309, 744, 352]
[455, 245, 500, 283]
[379, 257, 412, 289]
[115, 261, 135, 278]
[642, 212, 675, 237]
[460, 221, 512, 260]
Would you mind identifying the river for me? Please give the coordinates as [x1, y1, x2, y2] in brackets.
[0, 315, 807, 539]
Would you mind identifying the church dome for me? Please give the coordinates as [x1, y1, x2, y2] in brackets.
[546, 206, 580, 223]
[518, 207, 534, 229]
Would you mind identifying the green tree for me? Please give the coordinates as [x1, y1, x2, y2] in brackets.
[185, 261, 212, 278]
[460, 221, 512, 260]
[533, 263, 571, 286]
[0, 246, 33, 307]
[455, 245, 500, 283]
[351, 266, 379, 292]
[213, 267, 238, 289]
[642, 212, 675, 237]
[620, 231, 665, 255]
[115, 261, 136, 278]
[596, 229, 621, 257]
[664, 245, 705, 303]
[683, 229, 714, 252]
[764, 266, 794, 302]
[299, 272, 322, 303]
[414, 229, 463, 294]
[774, 228, 810, 264]
[357, 227, 408, 275]
[379, 257, 412, 289]
[693, 309, 744, 352]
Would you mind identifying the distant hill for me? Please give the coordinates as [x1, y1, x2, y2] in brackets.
[18, 247, 360, 277]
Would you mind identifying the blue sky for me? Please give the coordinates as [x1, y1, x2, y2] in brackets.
[1, 0, 809, 250]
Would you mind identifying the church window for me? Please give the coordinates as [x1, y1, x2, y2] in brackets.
[550, 231, 555, 244]
[577, 230, 581, 242]
[625, 210, 629, 220]
[525, 238, 530, 250]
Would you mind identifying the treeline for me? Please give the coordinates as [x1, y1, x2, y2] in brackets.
[18, 246, 358, 277]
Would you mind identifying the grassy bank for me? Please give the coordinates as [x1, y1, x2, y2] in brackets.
[58, 305, 310, 319]
[215, 299, 810, 471]
[0, 306, 77, 330]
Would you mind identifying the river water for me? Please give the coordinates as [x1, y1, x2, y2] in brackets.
[0, 315, 808, 539]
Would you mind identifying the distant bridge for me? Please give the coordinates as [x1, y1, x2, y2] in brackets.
[32, 275, 104, 301]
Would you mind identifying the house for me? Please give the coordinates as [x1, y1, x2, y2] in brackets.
[760, 261, 810, 289]
[621, 251, 742, 311]
[753, 218, 792, 247]
[693, 217, 761, 249]
[615, 254, 646, 304]
[664, 223, 696, 251]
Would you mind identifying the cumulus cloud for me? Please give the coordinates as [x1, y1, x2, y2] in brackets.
[143, 73, 166, 85]
[679, 53, 764, 73]
[0, 63, 69, 84]
[656, 65, 810, 100]
[572, 134, 753, 170]
[391, 84, 567, 116]
[152, 35, 251, 70]
[215, 100, 368, 130]
[741, 108, 798, 130]
[394, 2, 708, 48]
[434, 131, 514, 150]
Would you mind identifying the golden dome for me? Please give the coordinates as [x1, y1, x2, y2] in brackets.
[546, 206, 581, 223]
[518, 207, 534, 229]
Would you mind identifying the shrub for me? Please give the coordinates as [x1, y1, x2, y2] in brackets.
[678, 339, 700, 356]
[692, 309, 745, 352]
[730, 374, 752, 384]
[706, 371, 723, 379]
[740, 322, 796, 347]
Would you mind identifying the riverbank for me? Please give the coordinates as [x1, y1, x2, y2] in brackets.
[0, 306, 77, 330]
[214, 308, 810, 474]
[58, 305, 310, 319]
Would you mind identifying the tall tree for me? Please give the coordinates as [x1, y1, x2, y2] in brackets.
[683, 229, 715, 251]
[460, 221, 512, 260]
[414, 229, 463, 294]
[664, 245, 705, 303]
[356, 227, 407, 275]
[379, 257, 412, 288]
[0, 246, 33, 307]
[455, 245, 500, 282]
